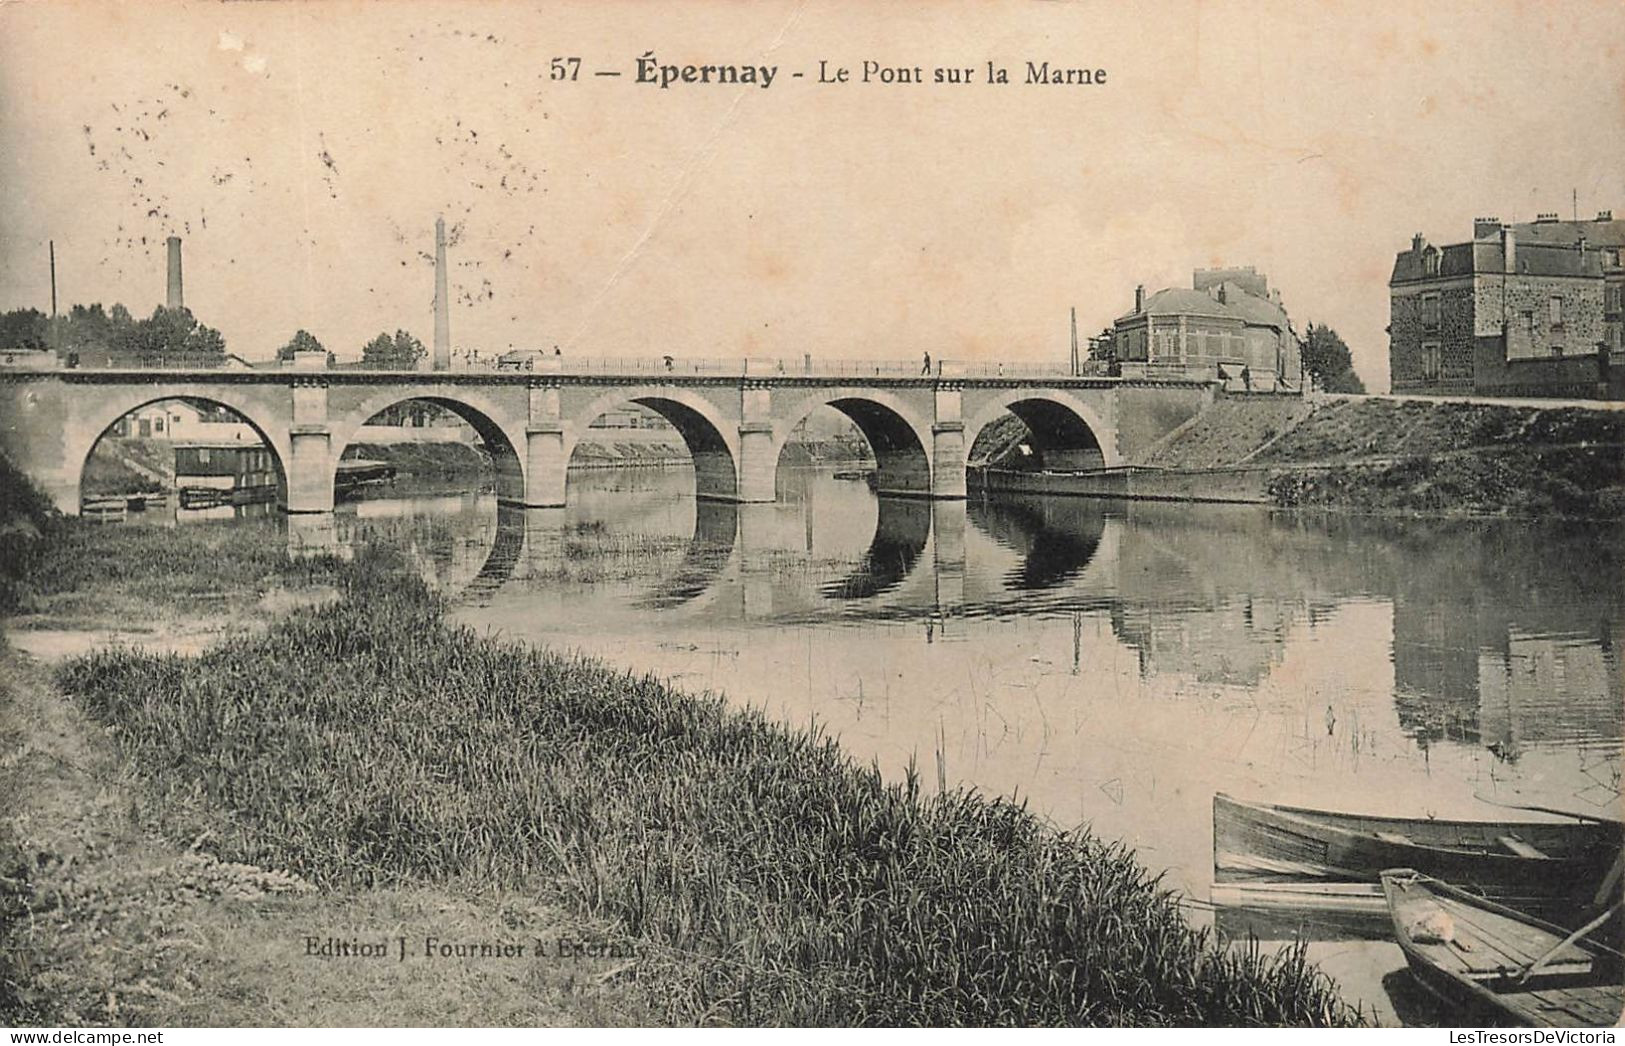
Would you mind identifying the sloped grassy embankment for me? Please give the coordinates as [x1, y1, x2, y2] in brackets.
[1255, 399, 1625, 519]
[47, 548, 1358, 1026]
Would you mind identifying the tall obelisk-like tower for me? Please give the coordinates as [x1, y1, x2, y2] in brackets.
[166, 236, 184, 311]
[433, 217, 450, 371]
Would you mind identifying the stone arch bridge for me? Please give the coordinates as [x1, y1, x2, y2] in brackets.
[0, 360, 1214, 514]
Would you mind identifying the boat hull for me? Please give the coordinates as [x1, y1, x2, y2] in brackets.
[1382, 869, 1624, 1028]
[1215, 794, 1621, 919]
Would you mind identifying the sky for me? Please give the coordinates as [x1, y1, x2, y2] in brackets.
[1, 0, 1621, 391]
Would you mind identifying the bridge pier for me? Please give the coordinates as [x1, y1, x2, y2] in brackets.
[930, 377, 967, 499]
[522, 380, 567, 508]
[287, 376, 334, 514]
[736, 372, 777, 502]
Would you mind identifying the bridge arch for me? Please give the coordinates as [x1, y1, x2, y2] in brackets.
[330, 387, 527, 504]
[963, 390, 1119, 472]
[769, 387, 934, 497]
[564, 386, 741, 501]
[69, 387, 293, 511]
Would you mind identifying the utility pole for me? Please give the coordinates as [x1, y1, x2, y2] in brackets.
[49, 241, 57, 317]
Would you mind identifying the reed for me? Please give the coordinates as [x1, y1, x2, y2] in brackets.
[56, 548, 1360, 1026]
[6, 517, 342, 625]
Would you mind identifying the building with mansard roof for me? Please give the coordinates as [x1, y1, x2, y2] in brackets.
[1388, 211, 1623, 399]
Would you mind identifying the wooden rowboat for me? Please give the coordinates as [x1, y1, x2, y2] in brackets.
[1382, 869, 1623, 1027]
[1214, 793, 1621, 920]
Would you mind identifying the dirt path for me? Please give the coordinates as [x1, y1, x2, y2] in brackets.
[0, 643, 654, 1027]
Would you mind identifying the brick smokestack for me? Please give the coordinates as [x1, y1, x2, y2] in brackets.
[1134, 284, 1145, 313]
[433, 217, 450, 371]
[166, 236, 184, 311]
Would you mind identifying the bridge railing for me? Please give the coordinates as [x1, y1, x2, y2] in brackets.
[954, 361, 1081, 378]
[40, 352, 1135, 381]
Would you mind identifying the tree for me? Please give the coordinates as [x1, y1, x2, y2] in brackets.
[1300, 323, 1367, 394]
[361, 329, 426, 368]
[276, 329, 326, 362]
[0, 309, 49, 351]
[1086, 328, 1120, 375]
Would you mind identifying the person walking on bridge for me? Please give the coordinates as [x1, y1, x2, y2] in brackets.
[921, 351, 932, 376]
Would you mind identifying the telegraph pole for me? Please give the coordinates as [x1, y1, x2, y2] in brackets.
[49, 241, 57, 317]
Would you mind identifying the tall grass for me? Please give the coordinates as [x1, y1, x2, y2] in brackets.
[0, 452, 61, 613]
[57, 549, 1359, 1026]
[7, 518, 342, 621]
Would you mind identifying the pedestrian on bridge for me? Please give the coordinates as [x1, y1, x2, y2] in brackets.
[921, 351, 932, 376]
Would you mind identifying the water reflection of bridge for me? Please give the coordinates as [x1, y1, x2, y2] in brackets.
[290, 489, 1624, 763]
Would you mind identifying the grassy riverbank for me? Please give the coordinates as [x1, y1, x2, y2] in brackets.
[44, 550, 1357, 1026]
[1256, 398, 1625, 518]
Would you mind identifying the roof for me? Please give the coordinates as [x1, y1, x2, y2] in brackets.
[1210, 282, 1289, 329]
[1390, 240, 1604, 284]
[1114, 286, 1288, 329]
[1511, 217, 1625, 250]
[1115, 288, 1234, 325]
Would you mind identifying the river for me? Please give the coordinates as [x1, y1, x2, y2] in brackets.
[290, 467, 1622, 1023]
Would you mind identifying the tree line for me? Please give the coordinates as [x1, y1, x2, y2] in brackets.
[0, 304, 225, 360]
[0, 303, 432, 372]
[275, 328, 427, 369]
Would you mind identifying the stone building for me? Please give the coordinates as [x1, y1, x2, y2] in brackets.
[1108, 267, 1303, 391]
[1388, 212, 1623, 399]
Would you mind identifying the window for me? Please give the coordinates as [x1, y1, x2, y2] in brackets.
[153, 418, 164, 432]
[1549, 296, 1564, 327]
[1607, 286, 1622, 314]
[1422, 341, 1442, 383]
[1421, 293, 1440, 330]
[198, 447, 210, 464]
[1552, 345, 1564, 358]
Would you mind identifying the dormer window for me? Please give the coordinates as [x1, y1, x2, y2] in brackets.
[1423, 248, 1441, 276]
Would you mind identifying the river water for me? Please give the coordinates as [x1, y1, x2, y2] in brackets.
[294, 467, 1622, 1023]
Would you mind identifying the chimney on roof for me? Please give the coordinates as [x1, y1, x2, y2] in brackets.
[1216, 284, 1228, 305]
[1599, 210, 1614, 222]
[1536, 212, 1560, 223]
[1501, 225, 1516, 274]
[166, 236, 183, 311]
[1134, 284, 1144, 313]
[1412, 233, 1427, 253]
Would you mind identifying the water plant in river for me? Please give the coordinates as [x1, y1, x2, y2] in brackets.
[56, 549, 1361, 1026]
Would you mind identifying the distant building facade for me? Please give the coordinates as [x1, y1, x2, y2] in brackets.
[1388, 212, 1623, 399]
[1107, 266, 1303, 392]
[108, 399, 258, 442]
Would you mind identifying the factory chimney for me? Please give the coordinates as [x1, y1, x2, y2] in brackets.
[166, 236, 184, 311]
[433, 217, 450, 371]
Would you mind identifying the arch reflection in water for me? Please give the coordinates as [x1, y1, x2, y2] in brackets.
[821, 496, 933, 600]
[637, 500, 739, 610]
[967, 494, 1106, 591]
[462, 506, 527, 605]
[328, 491, 504, 595]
